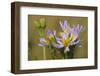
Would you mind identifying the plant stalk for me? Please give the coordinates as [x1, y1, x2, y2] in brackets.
[43, 46, 46, 60]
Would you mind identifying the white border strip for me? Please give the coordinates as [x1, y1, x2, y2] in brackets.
[20, 6, 95, 70]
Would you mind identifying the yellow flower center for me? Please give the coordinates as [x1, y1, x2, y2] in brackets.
[62, 37, 70, 46]
[45, 39, 50, 45]
[64, 29, 68, 33]
[45, 35, 54, 45]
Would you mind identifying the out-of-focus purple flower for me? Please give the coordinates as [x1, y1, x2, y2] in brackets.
[38, 38, 49, 46]
[38, 30, 56, 47]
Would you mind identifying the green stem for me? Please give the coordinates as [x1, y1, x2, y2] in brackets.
[67, 51, 74, 59]
[49, 46, 56, 59]
[51, 49, 56, 59]
[39, 29, 45, 37]
[61, 51, 66, 59]
[60, 48, 67, 59]
[38, 29, 46, 60]
[43, 47, 46, 60]
[66, 45, 75, 59]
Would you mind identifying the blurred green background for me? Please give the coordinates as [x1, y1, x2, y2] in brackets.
[28, 15, 88, 61]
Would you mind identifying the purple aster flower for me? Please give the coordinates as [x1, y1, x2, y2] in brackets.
[54, 20, 83, 53]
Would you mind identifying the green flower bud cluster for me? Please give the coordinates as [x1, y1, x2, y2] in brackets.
[34, 18, 46, 29]
[34, 18, 46, 37]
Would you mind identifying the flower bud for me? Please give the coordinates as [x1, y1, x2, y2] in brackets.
[39, 18, 46, 28]
[34, 20, 41, 28]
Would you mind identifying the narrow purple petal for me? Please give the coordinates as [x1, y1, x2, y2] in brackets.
[52, 42, 64, 48]
[57, 44, 64, 48]
[60, 21, 64, 30]
[70, 40, 79, 45]
[47, 30, 54, 38]
[79, 26, 83, 32]
[38, 44, 45, 46]
[60, 20, 71, 32]
[40, 38, 46, 43]
[75, 24, 83, 34]
[74, 28, 78, 36]
[77, 24, 80, 32]
[55, 37, 61, 41]
[71, 27, 78, 37]
[53, 30, 56, 36]
[56, 40, 63, 45]
[63, 20, 68, 29]
[47, 30, 52, 35]
[60, 32, 68, 40]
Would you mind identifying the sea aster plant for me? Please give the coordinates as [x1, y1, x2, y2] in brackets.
[38, 30, 57, 59]
[55, 20, 82, 53]
[38, 20, 83, 59]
